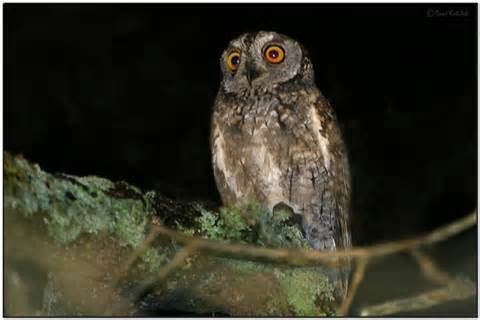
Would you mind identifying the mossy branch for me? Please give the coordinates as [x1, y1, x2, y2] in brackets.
[4, 152, 338, 316]
[134, 211, 476, 265]
[4, 152, 476, 316]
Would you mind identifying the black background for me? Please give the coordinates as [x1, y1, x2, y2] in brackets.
[5, 3, 477, 246]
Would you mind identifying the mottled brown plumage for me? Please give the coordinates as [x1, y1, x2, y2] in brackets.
[210, 31, 351, 298]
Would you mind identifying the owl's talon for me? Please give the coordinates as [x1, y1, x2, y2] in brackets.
[272, 201, 304, 232]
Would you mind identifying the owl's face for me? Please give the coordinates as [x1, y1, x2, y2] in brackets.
[219, 31, 310, 94]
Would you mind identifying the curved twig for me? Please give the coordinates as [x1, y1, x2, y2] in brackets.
[359, 279, 476, 316]
[151, 211, 476, 266]
[340, 257, 368, 315]
[410, 249, 454, 286]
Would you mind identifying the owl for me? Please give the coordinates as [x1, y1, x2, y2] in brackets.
[210, 31, 351, 299]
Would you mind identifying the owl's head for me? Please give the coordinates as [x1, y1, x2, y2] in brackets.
[219, 31, 314, 94]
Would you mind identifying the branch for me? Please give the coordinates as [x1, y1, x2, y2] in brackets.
[359, 279, 476, 316]
[410, 249, 454, 286]
[340, 257, 368, 315]
[4, 152, 340, 316]
[146, 211, 476, 265]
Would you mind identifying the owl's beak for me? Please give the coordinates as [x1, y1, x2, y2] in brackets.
[244, 62, 262, 85]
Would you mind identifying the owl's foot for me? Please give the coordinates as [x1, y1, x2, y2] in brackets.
[272, 201, 304, 235]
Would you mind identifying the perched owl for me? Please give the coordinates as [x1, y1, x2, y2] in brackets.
[210, 31, 351, 298]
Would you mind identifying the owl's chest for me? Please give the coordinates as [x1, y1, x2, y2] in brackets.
[219, 131, 287, 208]
[223, 116, 284, 173]
[216, 105, 297, 206]
[222, 103, 291, 166]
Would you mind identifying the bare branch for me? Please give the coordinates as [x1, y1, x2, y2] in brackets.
[151, 211, 476, 266]
[155, 240, 199, 283]
[102, 227, 162, 315]
[117, 227, 162, 281]
[359, 279, 476, 316]
[106, 240, 200, 316]
[340, 257, 368, 315]
[410, 249, 454, 286]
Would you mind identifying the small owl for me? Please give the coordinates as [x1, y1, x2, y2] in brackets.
[210, 31, 351, 298]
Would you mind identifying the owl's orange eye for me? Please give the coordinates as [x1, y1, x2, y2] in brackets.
[226, 51, 241, 72]
[264, 45, 285, 64]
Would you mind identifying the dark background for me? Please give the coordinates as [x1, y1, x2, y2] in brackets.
[4, 6, 477, 314]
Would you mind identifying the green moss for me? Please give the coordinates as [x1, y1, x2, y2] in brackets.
[137, 248, 166, 274]
[221, 248, 336, 316]
[197, 209, 224, 240]
[195, 200, 309, 250]
[4, 158, 19, 179]
[223, 259, 267, 274]
[224, 257, 336, 316]
[272, 208, 291, 223]
[112, 205, 149, 247]
[219, 206, 251, 240]
[242, 200, 266, 220]
[273, 267, 335, 316]
[197, 206, 251, 242]
[75, 175, 114, 191]
[143, 191, 158, 218]
[245, 202, 310, 249]
[174, 221, 195, 235]
[4, 154, 150, 247]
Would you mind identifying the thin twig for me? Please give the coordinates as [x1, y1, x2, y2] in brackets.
[410, 249, 454, 286]
[103, 226, 162, 315]
[108, 210, 475, 314]
[156, 240, 199, 283]
[134, 240, 200, 295]
[359, 279, 476, 316]
[151, 211, 476, 266]
[118, 227, 162, 279]
[107, 241, 200, 315]
[340, 257, 368, 315]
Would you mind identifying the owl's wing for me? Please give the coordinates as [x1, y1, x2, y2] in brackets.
[307, 93, 352, 300]
[298, 93, 351, 251]
[333, 142, 352, 252]
[211, 115, 231, 204]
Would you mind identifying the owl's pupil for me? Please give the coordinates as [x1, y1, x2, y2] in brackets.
[269, 50, 279, 59]
[231, 56, 240, 66]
